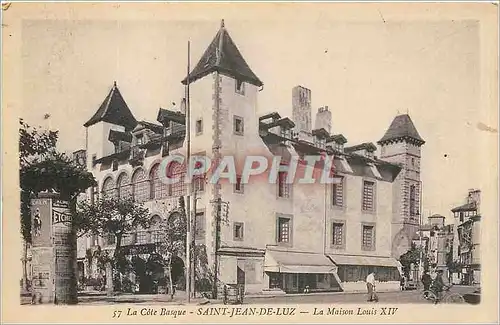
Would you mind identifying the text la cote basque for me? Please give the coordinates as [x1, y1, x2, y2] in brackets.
[118, 306, 399, 319]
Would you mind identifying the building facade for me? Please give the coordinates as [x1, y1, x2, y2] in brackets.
[452, 189, 481, 286]
[75, 20, 426, 294]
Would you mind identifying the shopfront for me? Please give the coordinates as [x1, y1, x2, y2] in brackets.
[264, 249, 340, 293]
[328, 254, 401, 292]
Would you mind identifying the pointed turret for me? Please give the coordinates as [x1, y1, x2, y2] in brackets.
[84, 81, 137, 131]
[182, 19, 263, 87]
[378, 114, 425, 145]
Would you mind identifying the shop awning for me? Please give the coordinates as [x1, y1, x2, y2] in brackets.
[328, 254, 400, 268]
[264, 249, 337, 274]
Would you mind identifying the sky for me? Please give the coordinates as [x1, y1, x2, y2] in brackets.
[20, 16, 488, 222]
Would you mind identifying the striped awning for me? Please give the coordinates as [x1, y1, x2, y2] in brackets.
[328, 254, 400, 268]
[264, 249, 337, 274]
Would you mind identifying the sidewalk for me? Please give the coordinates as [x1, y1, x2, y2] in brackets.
[76, 289, 370, 305]
[77, 291, 211, 305]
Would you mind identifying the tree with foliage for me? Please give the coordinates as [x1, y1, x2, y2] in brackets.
[446, 250, 463, 282]
[399, 243, 429, 278]
[19, 119, 96, 292]
[156, 197, 188, 299]
[75, 195, 150, 295]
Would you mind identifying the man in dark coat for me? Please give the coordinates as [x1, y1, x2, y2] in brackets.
[421, 271, 432, 297]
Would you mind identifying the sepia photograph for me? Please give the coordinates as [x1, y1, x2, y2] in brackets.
[1, 2, 498, 324]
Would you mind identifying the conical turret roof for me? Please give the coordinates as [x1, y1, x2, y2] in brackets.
[378, 114, 425, 145]
[182, 20, 263, 87]
[84, 81, 137, 131]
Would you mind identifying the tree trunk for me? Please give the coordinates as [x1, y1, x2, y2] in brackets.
[168, 257, 174, 300]
[22, 240, 29, 291]
[105, 262, 113, 297]
[108, 234, 123, 295]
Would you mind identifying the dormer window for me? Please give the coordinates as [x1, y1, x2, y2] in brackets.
[366, 150, 374, 159]
[235, 79, 245, 95]
[136, 134, 145, 146]
[315, 137, 326, 149]
[334, 142, 344, 152]
[280, 127, 291, 139]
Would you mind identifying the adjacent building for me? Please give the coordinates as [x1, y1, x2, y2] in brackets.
[75, 20, 426, 294]
[452, 189, 481, 286]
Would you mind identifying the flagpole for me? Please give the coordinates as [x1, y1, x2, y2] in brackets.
[185, 40, 192, 304]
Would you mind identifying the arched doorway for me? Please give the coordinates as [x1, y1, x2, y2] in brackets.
[171, 256, 185, 291]
[145, 253, 166, 293]
[131, 256, 148, 293]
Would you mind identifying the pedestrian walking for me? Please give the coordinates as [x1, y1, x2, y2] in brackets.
[421, 271, 432, 297]
[366, 270, 378, 302]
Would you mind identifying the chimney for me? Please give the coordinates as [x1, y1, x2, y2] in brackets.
[292, 86, 312, 134]
[314, 106, 332, 134]
[467, 189, 481, 212]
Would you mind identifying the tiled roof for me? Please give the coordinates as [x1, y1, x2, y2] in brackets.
[378, 114, 425, 145]
[84, 82, 137, 131]
[451, 202, 477, 213]
[182, 20, 263, 87]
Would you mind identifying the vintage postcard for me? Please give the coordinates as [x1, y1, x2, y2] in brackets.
[1, 2, 498, 324]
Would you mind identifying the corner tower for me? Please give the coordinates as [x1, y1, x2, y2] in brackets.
[377, 114, 425, 258]
[182, 20, 263, 278]
[83, 81, 137, 171]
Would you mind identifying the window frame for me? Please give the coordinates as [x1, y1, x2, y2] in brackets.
[361, 179, 376, 213]
[331, 220, 346, 250]
[233, 222, 244, 241]
[361, 222, 376, 251]
[132, 168, 149, 202]
[234, 175, 244, 194]
[235, 79, 245, 95]
[277, 167, 291, 199]
[331, 176, 345, 208]
[276, 213, 293, 246]
[195, 118, 203, 136]
[409, 184, 416, 217]
[233, 115, 244, 136]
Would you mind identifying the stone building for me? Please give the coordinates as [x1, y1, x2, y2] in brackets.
[75, 20, 426, 294]
[452, 189, 481, 285]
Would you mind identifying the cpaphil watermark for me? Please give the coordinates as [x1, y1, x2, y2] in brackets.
[157, 153, 341, 185]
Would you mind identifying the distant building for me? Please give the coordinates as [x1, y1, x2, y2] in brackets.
[414, 215, 454, 279]
[451, 189, 481, 285]
[74, 20, 426, 295]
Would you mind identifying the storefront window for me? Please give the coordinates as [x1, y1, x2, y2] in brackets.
[268, 273, 281, 289]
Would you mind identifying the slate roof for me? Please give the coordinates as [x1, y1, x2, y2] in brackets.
[182, 20, 263, 87]
[312, 128, 330, 139]
[84, 82, 137, 131]
[378, 114, 425, 145]
[157, 108, 186, 125]
[328, 134, 348, 144]
[345, 142, 377, 153]
[135, 120, 164, 135]
[108, 130, 132, 143]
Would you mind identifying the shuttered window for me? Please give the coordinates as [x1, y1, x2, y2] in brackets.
[332, 223, 344, 246]
[332, 177, 344, 207]
[362, 181, 375, 212]
[362, 225, 375, 250]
